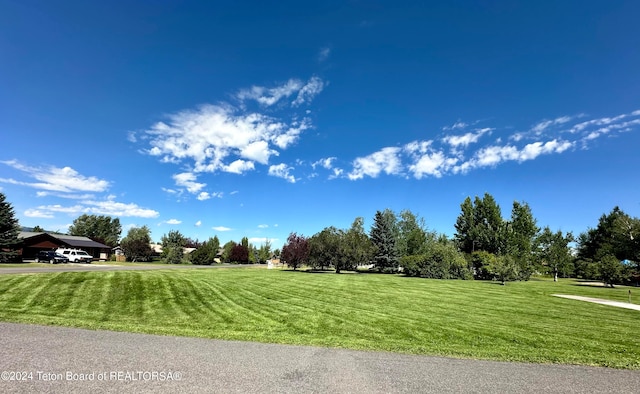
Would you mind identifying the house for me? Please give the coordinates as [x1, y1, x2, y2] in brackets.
[17, 232, 111, 261]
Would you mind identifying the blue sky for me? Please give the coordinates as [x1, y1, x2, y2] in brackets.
[2, 1, 639, 248]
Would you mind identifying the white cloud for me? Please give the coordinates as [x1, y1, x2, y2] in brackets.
[173, 172, 205, 194]
[348, 147, 402, 180]
[0, 161, 110, 193]
[223, 159, 255, 174]
[292, 76, 325, 107]
[26, 198, 160, 219]
[197, 192, 211, 201]
[268, 163, 296, 183]
[248, 237, 278, 244]
[140, 94, 316, 176]
[165, 219, 182, 225]
[454, 139, 574, 173]
[443, 121, 468, 131]
[239, 140, 277, 164]
[24, 209, 54, 219]
[212, 226, 232, 232]
[442, 128, 492, 148]
[312, 157, 336, 170]
[195, 220, 202, 227]
[258, 224, 269, 228]
[408, 151, 458, 179]
[237, 79, 303, 106]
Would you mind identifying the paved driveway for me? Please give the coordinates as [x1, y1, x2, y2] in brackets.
[0, 322, 638, 393]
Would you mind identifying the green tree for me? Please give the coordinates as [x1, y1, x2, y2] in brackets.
[536, 227, 574, 281]
[397, 210, 428, 257]
[401, 242, 472, 279]
[506, 201, 539, 280]
[32, 225, 45, 232]
[455, 196, 476, 253]
[120, 226, 153, 262]
[68, 214, 122, 247]
[455, 193, 504, 255]
[370, 210, 399, 272]
[0, 193, 20, 263]
[342, 217, 374, 270]
[221, 241, 237, 264]
[599, 254, 626, 288]
[578, 207, 640, 262]
[191, 236, 221, 265]
[161, 230, 186, 264]
[309, 227, 341, 271]
[257, 239, 272, 263]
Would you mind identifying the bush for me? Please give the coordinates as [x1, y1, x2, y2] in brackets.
[164, 247, 184, 265]
[401, 243, 472, 279]
[470, 251, 497, 280]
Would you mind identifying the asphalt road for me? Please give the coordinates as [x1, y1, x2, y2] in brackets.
[0, 322, 638, 393]
[0, 263, 257, 275]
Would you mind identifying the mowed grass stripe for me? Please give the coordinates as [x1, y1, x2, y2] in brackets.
[0, 268, 638, 368]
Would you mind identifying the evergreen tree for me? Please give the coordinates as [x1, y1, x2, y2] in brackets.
[454, 196, 476, 253]
[370, 210, 399, 272]
[0, 193, 20, 263]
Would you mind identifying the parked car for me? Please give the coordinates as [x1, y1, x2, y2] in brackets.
[35, 251, 69, 264]
[55, 248, 93, 263]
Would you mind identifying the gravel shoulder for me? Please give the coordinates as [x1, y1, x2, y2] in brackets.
[1, 322, 639, 393]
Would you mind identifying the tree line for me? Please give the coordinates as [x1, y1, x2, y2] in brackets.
[280, 193, 639, 286]
[1, 191, 639, 286]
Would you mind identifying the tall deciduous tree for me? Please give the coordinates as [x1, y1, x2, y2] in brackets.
[397, 210, 428, 257]
[536, 227, 574, 281]
[120, 226, 153, 262]
[455, 193, 504, 255]
[506, 201, 539, 280]
[281, 232, 309, 270]
[370, 210, 399, 272]
[309, 227, 341, 271]
[342, 217, 373, 270]
[0, 193, 20, 263]
[68, 214, 122, 247]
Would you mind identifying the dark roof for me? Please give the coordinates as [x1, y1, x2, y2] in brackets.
[18, 232, 110, 249]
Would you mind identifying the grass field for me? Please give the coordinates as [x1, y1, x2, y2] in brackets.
[0, 268, 638, 369]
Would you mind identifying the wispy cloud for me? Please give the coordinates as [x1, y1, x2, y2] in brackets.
[442, 128, 492, 148]
[195, 220, 202, 227]
[344, 109, 639, 180]
[318, 47, 331, 62]
[212, 226, 232, 232]
[164, 219, 182, 225]
[25, 198, 159, 219]
[257, 224, 269, 228]
[0, 161, 110, 193]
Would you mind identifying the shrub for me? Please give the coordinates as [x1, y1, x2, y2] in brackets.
[401, 243, 472, 279]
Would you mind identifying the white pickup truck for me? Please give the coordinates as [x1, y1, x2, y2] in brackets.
[55, 248, 94, 263]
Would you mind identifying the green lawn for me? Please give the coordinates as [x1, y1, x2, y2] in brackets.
[0, 268, 638, 368]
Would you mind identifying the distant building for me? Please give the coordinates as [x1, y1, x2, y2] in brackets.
[17, 232, 111, 261]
